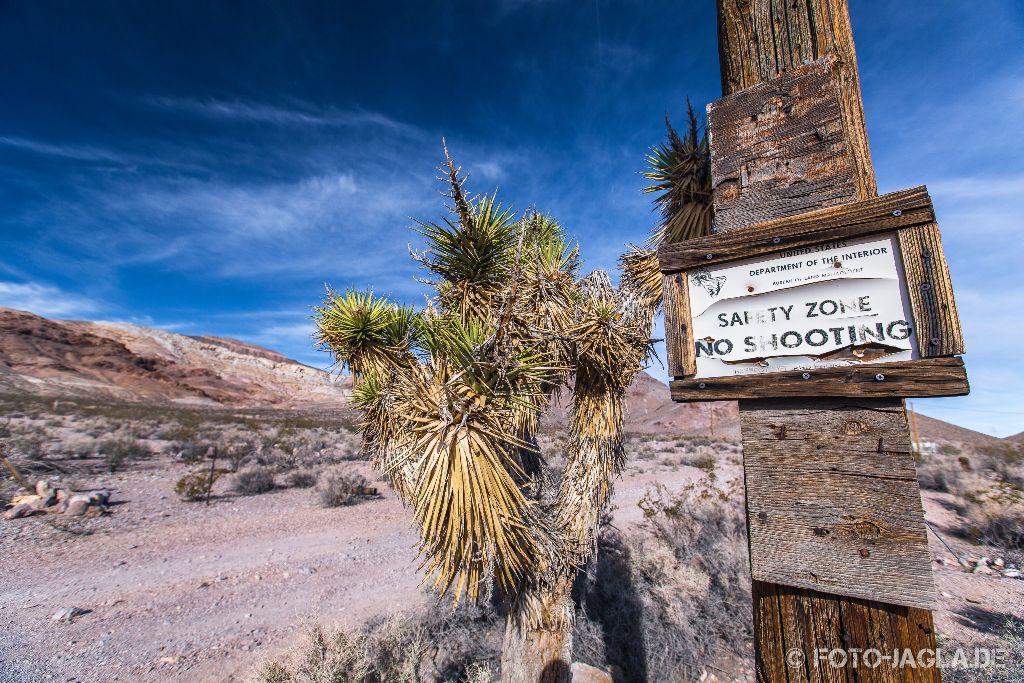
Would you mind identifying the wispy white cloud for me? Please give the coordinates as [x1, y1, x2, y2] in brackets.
[0, 281, 103, 318]
[146, 96, 426, 137]
[0, 136, 128, 163]
[34, 167, 435, 287]
[470, 160, 505, 181]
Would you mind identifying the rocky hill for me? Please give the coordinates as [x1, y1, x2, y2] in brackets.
[0, 307, 1006, 446]
[0, 308, 348, 407]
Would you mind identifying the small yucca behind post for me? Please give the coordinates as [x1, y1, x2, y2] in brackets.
[314, 133, 708, 681]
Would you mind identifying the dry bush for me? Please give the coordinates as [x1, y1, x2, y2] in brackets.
[962, 481, 1024, 561]
[943, 617, 1024, 683]
[286, 468, 318, 488]
[175, 469, 224, 502]
[224, 437, 259, 472]
[251, 603, 500, 683]
[919, 441, 1024, 561]
[172, 439, 210, 464]
[98, 436, 152, 472]
[254, 624, 369, 683]
[0, 426, 46, 461]
[574, 474, 752, 681]
[917, 452, 964, 493]
[316, 466, 373, 507]
[232, 466, 276, 496]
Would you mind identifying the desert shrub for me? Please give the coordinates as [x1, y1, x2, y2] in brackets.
[232, 466, 276, 496]
[979, 442, 1024, 467]
[172, 439, 210, 464]
[254, 624, 369, 683]
[251, 603, 501, 683]
[225, 438, 259, 472]
[682, 450, 717, 472]
[45, 438, 96, 461]
[943, 617, 1024, 683]
[460, 664, 494, 683]
[98, 436, 152, 472]
[964, 481, 1024, 558]
[1, 429, 46, 460]
[917, 455, 963, 493]
[362, 615, 427, 683]
[175, 469, 224, 502]
[574, 476, 751, 681]
[286, 469, 318, 488]
[937, 442, 962, 456]
[158, 419, 201, 442]
[316, 466, 373, 507]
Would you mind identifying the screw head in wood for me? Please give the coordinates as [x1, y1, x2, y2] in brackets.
[921, 282, 932, 291]
[875, 373, 885, 381]
[801, 372, 811, 380]
[892, 209, 903, 217]
[698, 382, 706, 389]
[705, 254, 713, 260]
[772, 237, 780, 244]
[930, 338, 940, 346]
[859, 548, 871, 558]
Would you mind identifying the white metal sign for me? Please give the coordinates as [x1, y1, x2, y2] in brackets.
[690, 233, 918, 378]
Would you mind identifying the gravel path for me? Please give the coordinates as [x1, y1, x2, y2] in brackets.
[0, 462, 424, 682]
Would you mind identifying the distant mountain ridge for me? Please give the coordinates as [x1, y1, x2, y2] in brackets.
[0, 307, 1007, 446]
[0, 307, 347, 407]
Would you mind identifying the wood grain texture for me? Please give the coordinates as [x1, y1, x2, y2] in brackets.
[662, 272, 696, 377]
[658, 186, 933, 272]
[741, 398, 936, 609]
[716, 0, 876, 199]
[670, 357, 969, 402]
[709, 59, 861, 233]
[898, 224, 965, 358]
[752, 581, 941, 682]
[715, 1, 944, 678]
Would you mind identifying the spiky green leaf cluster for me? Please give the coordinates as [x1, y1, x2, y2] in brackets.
[642, 99, 713, 247]
[314, 147, 657, 613]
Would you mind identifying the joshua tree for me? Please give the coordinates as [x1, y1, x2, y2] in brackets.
[620, 100, 714, 310]
[315, 121, 710, 681]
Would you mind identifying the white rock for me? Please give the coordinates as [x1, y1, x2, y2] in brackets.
[1003, 569, 1022, 579]
[570, 662, 613, 683]
[52, 607, 87, 623]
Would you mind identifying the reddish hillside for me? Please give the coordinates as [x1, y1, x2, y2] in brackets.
[0, 308, 347, 407]
[1, 307, 1002, 448]
[545, 372, 740, 439]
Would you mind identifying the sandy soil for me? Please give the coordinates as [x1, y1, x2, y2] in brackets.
[0, 461, 425, 683]
[1, 455, 1021, 683]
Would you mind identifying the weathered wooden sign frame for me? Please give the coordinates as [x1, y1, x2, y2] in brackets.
[659, 185, 968, 401]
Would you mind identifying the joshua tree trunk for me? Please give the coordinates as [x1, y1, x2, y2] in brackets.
[500, 577, 575, 683]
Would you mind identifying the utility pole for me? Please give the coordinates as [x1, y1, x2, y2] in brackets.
[715, 2, 943, 679]
[909, 402, 923, 458]
[658, 1, 969, 679]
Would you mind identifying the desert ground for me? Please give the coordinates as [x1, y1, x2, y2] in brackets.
[1, 399, 1021, 683]
[1, 311, 1021, 682]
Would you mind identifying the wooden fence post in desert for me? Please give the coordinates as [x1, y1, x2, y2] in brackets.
[659, 1, 969, 680]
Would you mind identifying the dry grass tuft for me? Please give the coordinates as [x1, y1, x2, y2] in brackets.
[316, 465, 373, 507]
[232, 466, 276, 496]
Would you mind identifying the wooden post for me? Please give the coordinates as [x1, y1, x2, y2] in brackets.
[713, 1, 943, 680]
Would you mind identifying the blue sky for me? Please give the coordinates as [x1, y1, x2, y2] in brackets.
[1, 1, 1022, 436]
